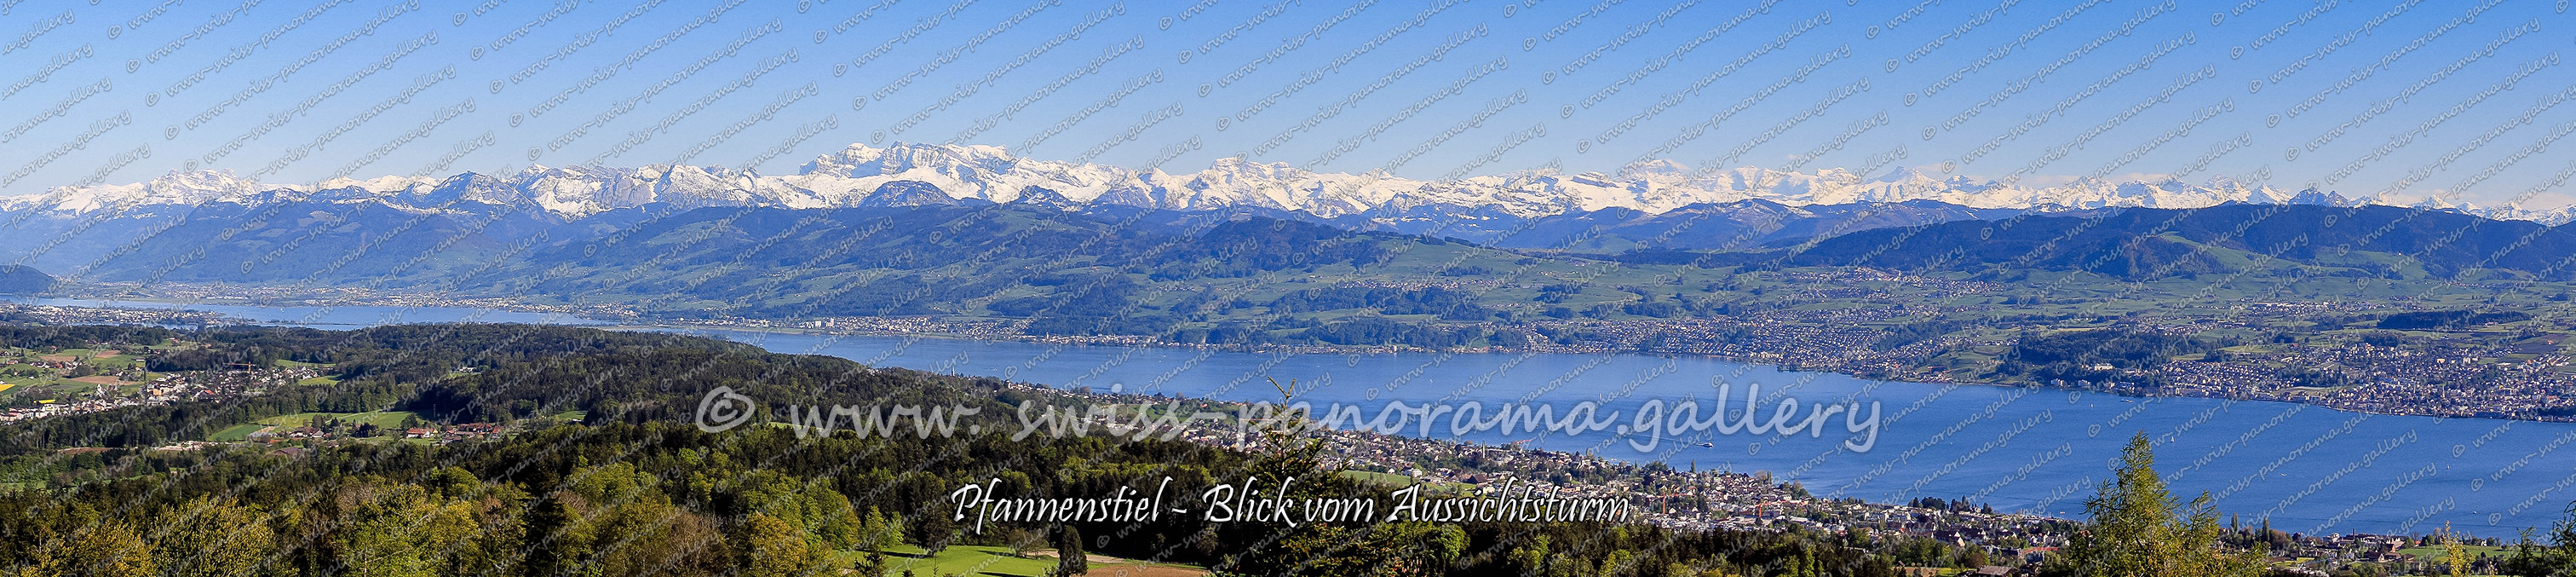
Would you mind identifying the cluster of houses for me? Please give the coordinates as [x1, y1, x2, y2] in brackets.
[405, 422, 504, 441]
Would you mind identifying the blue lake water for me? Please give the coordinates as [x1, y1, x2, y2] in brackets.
[13, 298, 2544, 535]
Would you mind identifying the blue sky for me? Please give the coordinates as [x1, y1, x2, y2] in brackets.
[3, 0, 2570, 207]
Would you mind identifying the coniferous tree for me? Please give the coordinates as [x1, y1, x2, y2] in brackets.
[522, 493, 592, 577]
[910, 509, 953, 555]
[1054, 526, 1088, 577]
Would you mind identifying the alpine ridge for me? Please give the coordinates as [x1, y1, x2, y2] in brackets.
[13, 142, 2564, 224]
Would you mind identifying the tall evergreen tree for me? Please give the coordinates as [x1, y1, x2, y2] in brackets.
[1054, 526, 1088, 577]
[522, 493, 592, 577]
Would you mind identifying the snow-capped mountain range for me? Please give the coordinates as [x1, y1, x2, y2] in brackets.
[9, 142, 2571, 224]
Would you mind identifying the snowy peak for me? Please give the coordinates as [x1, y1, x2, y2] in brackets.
[7, 169, 274, 212]
[3, 143, 2552, 223]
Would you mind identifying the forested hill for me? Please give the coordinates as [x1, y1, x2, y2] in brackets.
[494, 205, 1420, 319]
[0, 324, 1011, 453]
[0, 323, 1895, 577]
[56, 200, 2576, 311]
[1705, 204, 2576, 280]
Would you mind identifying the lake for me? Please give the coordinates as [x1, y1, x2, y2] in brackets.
[11, 298, 2540, 535]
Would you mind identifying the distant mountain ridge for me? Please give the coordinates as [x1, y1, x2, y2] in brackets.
[0, 265, 52, 295]
[1712, 203, 2576, 281]
[14, 142, 2561, 224]
[8, 142, 2574, 277]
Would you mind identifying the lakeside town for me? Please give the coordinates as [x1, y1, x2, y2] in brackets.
[681, 312, 2576, 425]
[1032, 387, 2516, 575]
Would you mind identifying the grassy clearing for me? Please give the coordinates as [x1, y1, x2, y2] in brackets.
[342, 411, 423, 429]
[209, 424, 267, 441]
[857, 545, 1053, 577]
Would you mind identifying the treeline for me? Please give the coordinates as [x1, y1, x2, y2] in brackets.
[994, 274, 1179, 337]
[1535, 290, 1744, 321]
[1992, 327, 2226, 389]
[0, 326, 176, 352]
[1136, 218, 1397, 280]
[2377, 309, 2533, 330]
[1266, 286, 1492, 320]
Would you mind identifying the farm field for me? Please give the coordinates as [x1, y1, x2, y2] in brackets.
[208, 424, 267, 441]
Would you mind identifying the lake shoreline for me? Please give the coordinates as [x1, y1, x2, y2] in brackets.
[17, 293, 2564, 425]
[624, 320, 2571, 426]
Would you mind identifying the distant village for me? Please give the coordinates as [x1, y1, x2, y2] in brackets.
[0, 341, 523, 450]
[0, 346, 193, 424]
